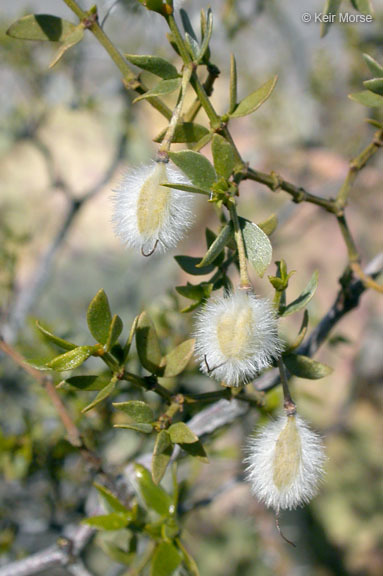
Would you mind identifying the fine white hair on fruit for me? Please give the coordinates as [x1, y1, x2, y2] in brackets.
[245, 413, 326, 511]
[112, 161, 193, 255]
[194, 290, 282, 387]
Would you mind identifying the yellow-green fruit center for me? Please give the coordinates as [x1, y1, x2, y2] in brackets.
[217, 304, 253, 359]
[137, 164, 170, 236]
[273, 415, 301, 489]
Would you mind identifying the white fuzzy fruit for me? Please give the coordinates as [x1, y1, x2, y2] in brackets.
[112, 161, 193, 255]
[194, 290, 282, 387]
[245, 413, 325, 511]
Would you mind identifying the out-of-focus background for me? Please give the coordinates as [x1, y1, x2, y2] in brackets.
[0, 1, 382, 574]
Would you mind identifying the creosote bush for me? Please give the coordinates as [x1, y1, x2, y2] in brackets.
[1, 0, 383, 574]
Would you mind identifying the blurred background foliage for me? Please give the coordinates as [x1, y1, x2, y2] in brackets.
[0, 1, 382, 575]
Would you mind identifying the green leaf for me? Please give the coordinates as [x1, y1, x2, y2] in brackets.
[60, 374, 111, 391]
[46, 346, 93, 371]
[363, 54, 383, 78]
[114, 422, 153, 433]
[257, 213, 278, 236]
[320, 0, 342, 37]
[229, 53, 237, 114]
[133, 78, 181, 103]
[349, 90, 383, 107]
[286, 310, 309, 352]
[230, 76, 278, 118]
[136, 312, 163, 374]
[151, 542, 182, 576]
[181, 440, 208, 462]
[197, 224, 231, 268]
[163, 339, 195, 378]
[176, 539, 200, 576]
[174, 255, 215, 276]
[122, 315, 139, 364]
[281, 270, 318, 316]
[168, 422, 199, 444]
[154, 122, 209, 143]
[82, 512, 132, 531]
[82, 380, 116, 413]
[161, 182, 210, 196]
[49, 25, 84, 68]
[211, 134, 237, 179]
[35, 321, 76, 351]
[100, 541, 134, 565]
[351, 0, 373, 14]
[152, 430, 173, 484]
[283, 354, 333, 379]
[238, 218, 272, 277]
[6, 14, 77, 42]
[94, 483, 128, 513]
[125, 53, 179, 79]
[169, 150, 216, 190]
[106, 315, 123, 351]
[134, 464, 174, 516]
[198, 8, 213, 62]
[364, 78, 383, 96]
[112, 400, 154, 423]
[87, 289, 112, 345]
[176, 282, 213, 301]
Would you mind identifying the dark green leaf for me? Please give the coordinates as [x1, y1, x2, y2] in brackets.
[163, 339, 195, 377]
[168, 422, 198, 444]
[135, 312, 163, 374]
[197, 224, 231, 268]
[351, 0, 373, 14]
[35, 321, 76, 351]
[152, 430, 173, 484]
[94, 482, 128, 513]
[82, 380, 116, 413]
[257, 213, 278, 236]
[133, 78, 181, 103]
[106, 314, 123, 351]
[281, 270, 318, 316]
[134, 464, 174, 516]
[238, 218, 272, 277]
[198, 8, 213, 62]
[176, 282, 213, 301]
[211, 134, 237, 179]
[82, 512, 131, 531]
[229, 54, 237, 114]
[283, 354, 333, 379]
[60, 374, 111, 391]
[174, 255, 215, 276]
[363, 54, 383, 78]
[181, 440, 208, 462]
[161, 182, 210, 196]
[112, 400, 154, 423]
[125, 53, 179, 79]
[122, 315, 139, 364]
[169, 150, 216, 190]
[230, 76, 278, 118]
[87, 289, 112, 345]
[349, 90, 383, 107]
[364, 78, 383, 96]
[320, 0, 342, 37]
[154, 122, 209, 143]
[286, 310, 309, 352]
[6, 14, 77, 42]
[46, 346, 93, 371]
[49, 25, 84, 68]
[151, 542, 182, 576]
[100, 541, 134, 565]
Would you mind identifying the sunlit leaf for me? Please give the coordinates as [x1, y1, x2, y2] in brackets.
[151, 542, 182, 576]
[87, 289, 112, 345]
[283, 354, 333, 379]
[152, 430, 173, 484]
[280, 271, 318, 316]
[113, 400, 154, 423]
[134, 464, 174, 516]
[163, 339, 195, 377]
[6, 14, 77, 42]
[169, 150, 216, 190]
[125, 53, 179, 79]
[230, 76, 277, 118]
[46, 346, 94, 371]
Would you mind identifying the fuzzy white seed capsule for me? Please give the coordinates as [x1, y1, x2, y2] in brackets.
[112, 161, 193, 255]
[245, 413, 325, 511]
[194, 291, 282, 387]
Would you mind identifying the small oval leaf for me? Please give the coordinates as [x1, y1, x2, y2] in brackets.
[133, 464, 174, 516]
[283, 354, 333, 379]
[238, 218, 272, 277]
[61, 374, 111, 391]
[82, 380, 116, 413]
[87, 289, 112, 345]
[211, 134, 238, 179]
[169, 150, 216, 190]
[133, 78, 181, 103]
[281, 271, 318, 316]
[7, 14, 76, 42]
[151, 542, 182, 576]
[106, 314, 123, 351]
[363, 77, 383, 96]
[112, 400, 154, 423]
[197, 224, 231, 268]
[152, 430, 173, 484]
[46, 346, 93, 371]
[349, 90, 383, 107]
[174, 255, 215, 276]
[168, 422, 199, 444]
[163, 339, 195, 378]
[125, 53, 179, 79]
[136, 312, 163, 374]
[154, 122, 209, 143]
[36, 321, 76, 351]
[230, 76, 278, 118]
[82, 512, 132, 531]
[94, 483, 128, 513]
